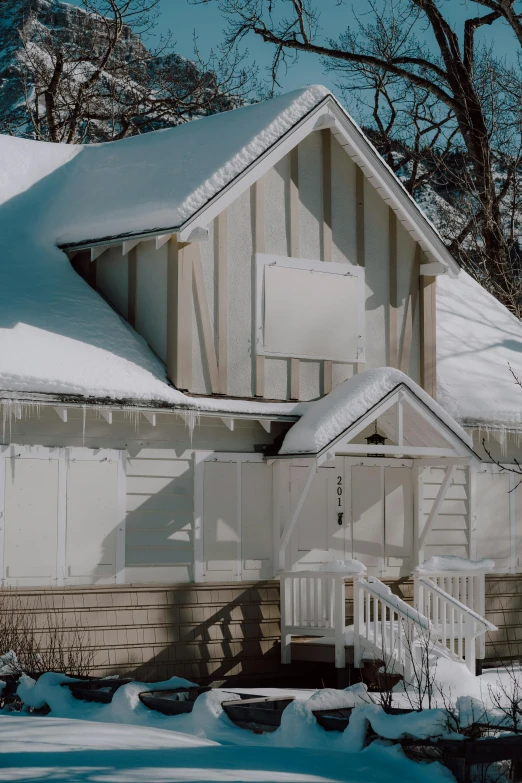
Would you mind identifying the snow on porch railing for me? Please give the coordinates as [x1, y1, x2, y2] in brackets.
[353, 576, 433, 680]
[280, 571, 348, 668]
[414, 575, 497, 673]
[415, 569, 488, 659]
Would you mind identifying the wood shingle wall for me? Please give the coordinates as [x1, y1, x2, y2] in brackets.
[3, 575, 520, 685]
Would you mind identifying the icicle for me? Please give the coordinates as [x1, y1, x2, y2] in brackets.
[123, 406, 141, 432]
[179, 409, 200, 444]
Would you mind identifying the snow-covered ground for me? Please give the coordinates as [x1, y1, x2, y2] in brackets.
[4, 664, 522, 783]
[0, 714, 450, 783]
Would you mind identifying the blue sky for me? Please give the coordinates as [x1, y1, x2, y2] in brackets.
[67, 0, 519, 100]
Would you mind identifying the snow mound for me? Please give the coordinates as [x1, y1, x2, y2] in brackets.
[418, 555, 495, 572]
[279, 367, 471, 455]
[438, 270, 522, 429]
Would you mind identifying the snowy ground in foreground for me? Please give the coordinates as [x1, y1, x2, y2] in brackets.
[0, 715, 450, 783]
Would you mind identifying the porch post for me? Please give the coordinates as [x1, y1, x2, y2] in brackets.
[413, 462, 424, 567]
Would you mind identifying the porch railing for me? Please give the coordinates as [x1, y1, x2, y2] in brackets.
[414, 574, 497, 673]
[414, 569, 490, 659]
[280, 571, 348, 667]
[353, 575, 433, 679]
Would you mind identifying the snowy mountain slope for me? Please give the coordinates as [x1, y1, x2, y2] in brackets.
[0, 0, 239, 142]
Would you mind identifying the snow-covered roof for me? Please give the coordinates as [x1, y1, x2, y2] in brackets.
[46, 86, 331, 247]
[437, 270, 522, 430]
[279, 367, 472, 455]
[0, 135, 298, 416]
[0, 87, 518, 426]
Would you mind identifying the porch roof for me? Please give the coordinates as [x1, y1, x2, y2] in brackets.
[278, 367, 475, 459]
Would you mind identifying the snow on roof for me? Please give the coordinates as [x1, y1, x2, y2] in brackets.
[279, 367, 471, 455]
[437, 270, 522, 430]
[47, 86, 330, 247]
[0, 133, 299, 416]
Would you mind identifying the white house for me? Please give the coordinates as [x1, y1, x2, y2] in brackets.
[0, 85, 520, 680]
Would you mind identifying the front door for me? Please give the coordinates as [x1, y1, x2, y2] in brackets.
[342, 459, 414, 577]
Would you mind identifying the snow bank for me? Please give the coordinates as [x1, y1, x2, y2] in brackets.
[438, 270, 522, 429]
[418, 555, 495, 573]
[279, 367, 471, 454]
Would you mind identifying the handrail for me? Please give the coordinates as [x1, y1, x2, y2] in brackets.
[416, 576, 497, 633]
[354, 575, 433, 679]
[362, 577, 432, 631]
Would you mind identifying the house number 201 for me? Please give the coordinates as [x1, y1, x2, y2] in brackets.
[337, 475, 344, 525]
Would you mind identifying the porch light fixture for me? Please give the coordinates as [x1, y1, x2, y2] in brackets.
[365, 424, 387, 457]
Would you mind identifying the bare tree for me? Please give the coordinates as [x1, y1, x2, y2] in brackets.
[1, 0, 253, 143]
[196, 0, 522, 316]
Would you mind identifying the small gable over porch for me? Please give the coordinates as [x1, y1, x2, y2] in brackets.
[273, 368, 479, 577]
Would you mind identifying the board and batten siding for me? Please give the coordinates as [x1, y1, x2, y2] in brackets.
[88, 130, 424, 403]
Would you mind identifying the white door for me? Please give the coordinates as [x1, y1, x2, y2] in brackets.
[346, 461, 413, 576]
[288, 464, 341, 568]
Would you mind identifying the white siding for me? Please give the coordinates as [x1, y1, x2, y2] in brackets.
[422, 467, 469, 558]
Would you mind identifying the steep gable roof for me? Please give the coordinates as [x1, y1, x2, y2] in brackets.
[38, 85, 458, 275]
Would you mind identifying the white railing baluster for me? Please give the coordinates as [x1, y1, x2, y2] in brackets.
[413, 574, 497, 672]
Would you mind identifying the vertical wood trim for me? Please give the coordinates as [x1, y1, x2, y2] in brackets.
[321, 130, 333, 263]
[510, 472, 517, 574]
[399, 243, 420, 375]
[56, 455, 67, 586]
[468, 465, 477, 562]
[388, 207, 398, 369]
[355, 165, 366, 375]
[289, 147, 300, 399]
[255, 177, 265, 397]
[193, 245, 219, 393]
[193, 451, 212, 583]
[322, 130, 333, 394]
[180, 244, 193, 390]
[236, 460, 242, 581]
[217, 211, 228, 395]
[166, 236, 180, 387]
[420, 265, 437, 397]
[127, 246, 137, 328]
[289, 146, 300, 257]
[290, 358, 300, 400]
[0, 454, 4, 582]
[115, 452, 126, 585]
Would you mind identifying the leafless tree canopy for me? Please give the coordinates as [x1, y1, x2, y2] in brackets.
[0, 0, 253, 143]
[196, 0, 522, 316]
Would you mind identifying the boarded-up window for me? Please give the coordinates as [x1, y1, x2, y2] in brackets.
[66, 460, 119, 578]
[257, 255, 364, 362]
[4, 458, 59, 579]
